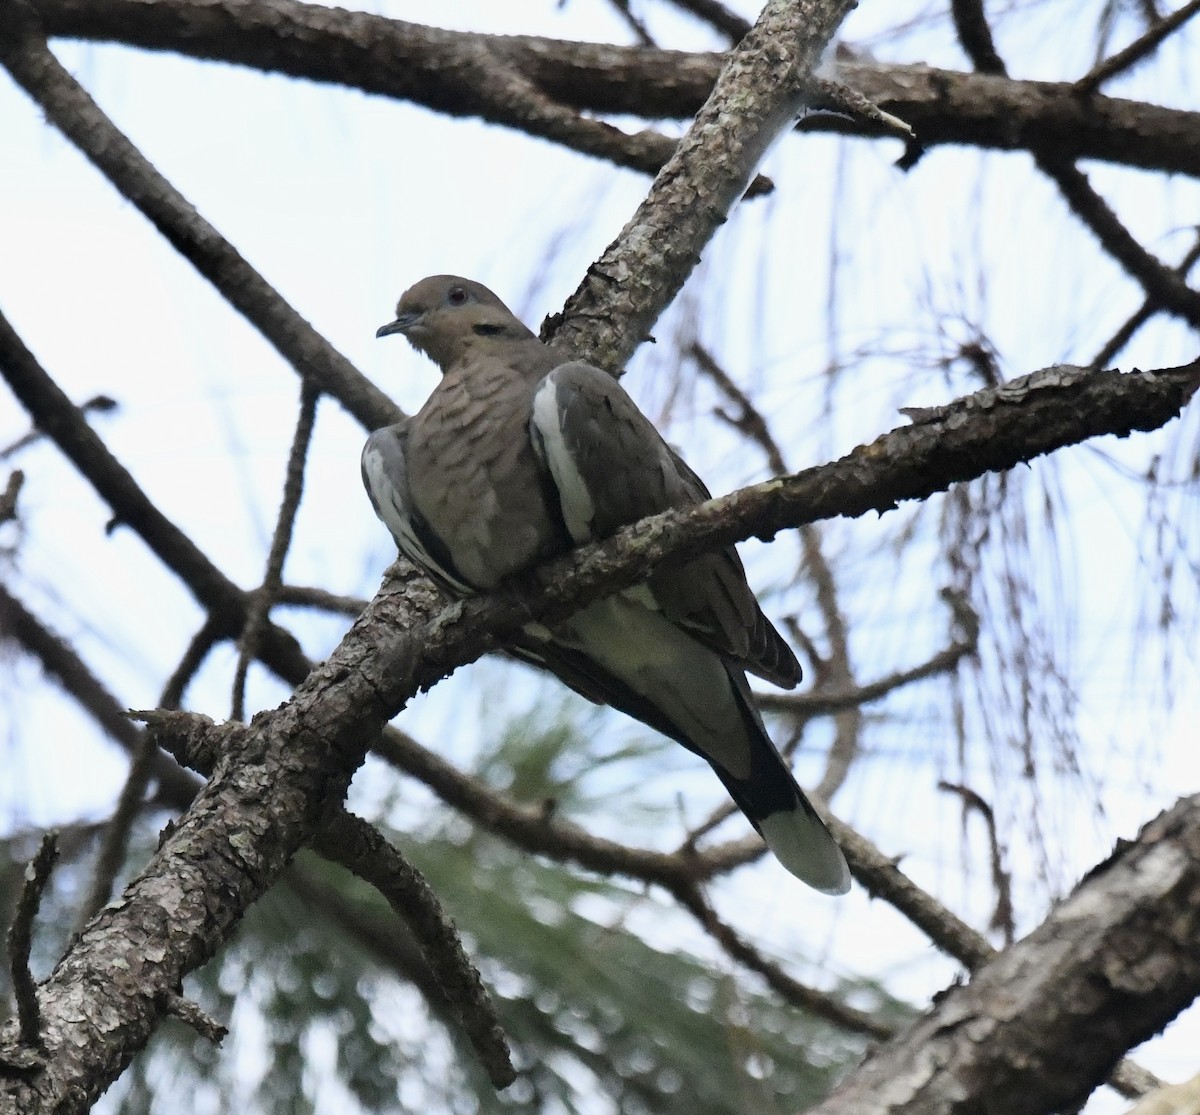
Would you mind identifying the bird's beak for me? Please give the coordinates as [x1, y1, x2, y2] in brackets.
[376, 311, 423, 339]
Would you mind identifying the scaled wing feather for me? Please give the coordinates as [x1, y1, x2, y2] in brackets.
[530, 361, 801, 688]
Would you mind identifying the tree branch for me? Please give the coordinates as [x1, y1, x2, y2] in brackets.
[672, 882, 895, 1039]
[543, 0, 857, 370]
[231, 382, 319, 721]
[808, 795, 1200, 1115]
[1073, 0, 1200, 95]
[0, 0, 396, 433]
[1035, 153, 1200, 327]
[0, 306, 315, 687]
[4, 834, 59, 1059]
[26, 0, 1200, 179]
[950, 0, 1007, 74]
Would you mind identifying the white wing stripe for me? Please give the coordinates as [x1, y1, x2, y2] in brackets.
[531, 374, 595, 545]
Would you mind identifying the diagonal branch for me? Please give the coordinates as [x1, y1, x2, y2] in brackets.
[0, 305, 316, 686]
[662, 0, 751, 42]
[1074, 0, 1200, 94]
[543, 0, 857, 370]
[672, 882, 895, 1038]
[1090, 231, 1200, 369]
[0, 577, 515, 1088]
[0, 0, 396, 432]
[950, 0, 1007, 74]
[231, 382, 319, 721]
[1035, 152, 1200, 327]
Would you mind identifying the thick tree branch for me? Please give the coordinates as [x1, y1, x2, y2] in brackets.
[808, 794, 1200, 1115]
[26, 0, 1200, 180]
[542, 0, 857, 370]
[0, 578, 515, 1087]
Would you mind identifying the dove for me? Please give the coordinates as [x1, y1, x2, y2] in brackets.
[362, 275, 849, 894]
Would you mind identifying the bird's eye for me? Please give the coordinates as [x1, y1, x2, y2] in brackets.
[448, 286, 468, 306]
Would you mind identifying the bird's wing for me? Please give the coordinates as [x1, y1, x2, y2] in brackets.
[529, 361, 801, 688]
[361, 422, 475, 594]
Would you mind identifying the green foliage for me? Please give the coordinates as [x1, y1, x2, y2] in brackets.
[10, 701, 905, 1115]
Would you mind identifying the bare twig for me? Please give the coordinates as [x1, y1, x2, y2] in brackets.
[799, 521, 864, 800]
[759, 633, 976, 718]
[825, 814, 994, 969]
[1035, 153, 1200, 327]
[937, 781, 1015, 946]
[689, 342, 787, 475]
[661, 0, 751, 42]
[274, 584, 368, 618]
[1090, 231, 1200, 369]
[6, 832, 59, 1050]
[0, 582, 200, 805]
[75, 733, 162, 931]
[0, 307, 315, 690]
[674, 882, 895, 1039]
[809, 74, 917, 138]
[546, 0, 857, 371]
[231, 382, 319, 721]
[606, 0, 655, 46]
[688, 342, 868, 797]
[1074, 0, 1200, 94]
[0, 395, 116, 460]
[0, 470, 22, 524]
[159, 616, 227, 711]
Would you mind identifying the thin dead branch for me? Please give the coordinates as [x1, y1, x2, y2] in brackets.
[5, 833, 59, 1053]
[1074, 0, 1200, 94]
[1035, 153, 1200, 328]
[232, 382, 319, 721]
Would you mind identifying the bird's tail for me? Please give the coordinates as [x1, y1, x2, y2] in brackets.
[712, 671, 851, 895]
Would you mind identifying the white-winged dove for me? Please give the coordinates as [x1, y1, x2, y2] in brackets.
[363, 275, 850, 894]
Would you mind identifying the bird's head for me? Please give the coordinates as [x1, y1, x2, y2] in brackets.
[376, 275, 535, 371]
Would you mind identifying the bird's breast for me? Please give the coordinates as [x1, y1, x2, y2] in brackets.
[406, 369, 564, 589]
